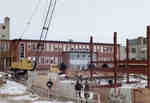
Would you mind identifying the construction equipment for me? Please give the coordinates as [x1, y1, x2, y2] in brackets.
[49, 64, 60, 73]
[9, 0, 57, 80]
[10, 58, 33, 80]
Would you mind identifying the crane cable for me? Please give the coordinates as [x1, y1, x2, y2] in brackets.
[20, 0, 41, 39]
[39, 0, 57, 41]
[39, 0, 53, 41]
[44, 0, 57, 40]
[34, 0, 57, 71]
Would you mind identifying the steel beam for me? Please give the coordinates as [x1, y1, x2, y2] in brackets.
[90, 36, 94, 79]
[114, 32, 117, 87]
[126, 39, 130, 83]
[147, 26, 150, 88]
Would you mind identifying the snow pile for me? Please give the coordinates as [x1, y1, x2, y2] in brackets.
[60, 80, 75, 84]
[33, 101, 74, 103]
[0, 80, 26, 95]
[10, 94, 39, 101]
[121, 77, 147, 88]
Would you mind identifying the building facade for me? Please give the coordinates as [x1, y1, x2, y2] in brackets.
[120, 46, 126, 60]
[0, 39, 120, 70]
[128, 37, 147, 60]
[0, 17, 9, 40]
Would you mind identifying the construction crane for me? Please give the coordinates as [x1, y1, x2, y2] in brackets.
[33, 0, 57, 70]
[10, 0, 57, 80]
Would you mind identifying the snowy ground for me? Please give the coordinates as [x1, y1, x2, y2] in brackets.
[91, 75, 147, 88]
[0, 80, 26, 95]
[0, 80, 74, 103]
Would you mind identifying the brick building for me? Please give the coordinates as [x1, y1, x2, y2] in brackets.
[128, 36, 147, 60]
[0, 39, 120, 70]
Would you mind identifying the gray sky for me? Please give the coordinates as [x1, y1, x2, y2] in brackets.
[0, 0, 149, 44]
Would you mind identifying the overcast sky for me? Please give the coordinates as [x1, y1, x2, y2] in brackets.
[0, 0, 149, 44]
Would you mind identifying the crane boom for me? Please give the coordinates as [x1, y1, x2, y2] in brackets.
[34, 0, 57, 70]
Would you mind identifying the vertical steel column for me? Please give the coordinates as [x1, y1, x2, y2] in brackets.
[126, 39, 129, 83]
[90, 36, 94, 64]
[114, 32, 117, 87]
[90, 36, 94, 79]
[147, 26, 150, 88]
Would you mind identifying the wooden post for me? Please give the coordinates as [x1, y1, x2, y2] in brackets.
[147, 26, 150, 88]
[114, 32, 117, 87]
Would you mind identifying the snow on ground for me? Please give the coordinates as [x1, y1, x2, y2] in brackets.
[0, 80, 26, 95]
[59, 80, 75, 84]
[9, 94, 39, 101]
[120, 76, 147, 88]
[0, 80, 74, 103]
[33, 101, 74, 103]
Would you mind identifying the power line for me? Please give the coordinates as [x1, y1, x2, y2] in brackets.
[20, 0, 41, 39]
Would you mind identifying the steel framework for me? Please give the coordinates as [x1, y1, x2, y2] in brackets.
[89, 26, 150, 88]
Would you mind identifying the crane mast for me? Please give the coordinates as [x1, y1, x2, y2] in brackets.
[34, 0, 57, 70]
[39, 0, 56, 42]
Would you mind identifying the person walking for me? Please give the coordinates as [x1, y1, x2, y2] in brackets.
[75, 80, 83, 98]
[84, 80, 89, 103]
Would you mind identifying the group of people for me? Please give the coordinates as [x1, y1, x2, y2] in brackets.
[74, 80, 89, 99]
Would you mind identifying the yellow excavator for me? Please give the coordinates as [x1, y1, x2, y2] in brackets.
[10, 58, 34, 80]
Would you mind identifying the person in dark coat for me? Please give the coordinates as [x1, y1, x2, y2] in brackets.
[84, 80, 89, 103]
[75, 80, 83, 98]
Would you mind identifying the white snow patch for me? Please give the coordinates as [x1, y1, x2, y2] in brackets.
[0, 80, 26, 95]
[10, 94, 39, 101]
[33, 101, 74, 103]
[60, 80, 75, 84]
[120, 77, 147, 88]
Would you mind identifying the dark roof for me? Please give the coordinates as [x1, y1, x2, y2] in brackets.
[9, 39, 119, 46]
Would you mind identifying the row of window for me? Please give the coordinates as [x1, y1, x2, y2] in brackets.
[69, 53, 96, 60]
[36, 56, 61, 65]
[27, 42, 113, 53]
[0, 42, 8, 52]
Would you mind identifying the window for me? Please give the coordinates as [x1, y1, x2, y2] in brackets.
[82, 54, 86, 58]
[28, 43, 31, 48]
[101, 46, 103, 53]
[49, 45, 51, 51]
[75, 45, 78, 49]
[77, 54, 80, 58]
[103, 47, 108, 52]
[41, 56, 44, 64]
[143, 38, 146, 44]
[20, 43, 25, 58]
[2, 35, 5, 38]
[131, 48, 136, 53]
[45, 57, 49, 64]
[94, 46, 96, 52]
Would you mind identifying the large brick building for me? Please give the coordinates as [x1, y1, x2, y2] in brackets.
[0, 39, 120, 70]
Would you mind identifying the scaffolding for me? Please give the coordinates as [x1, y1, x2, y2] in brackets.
[89, 25, 150, 88]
